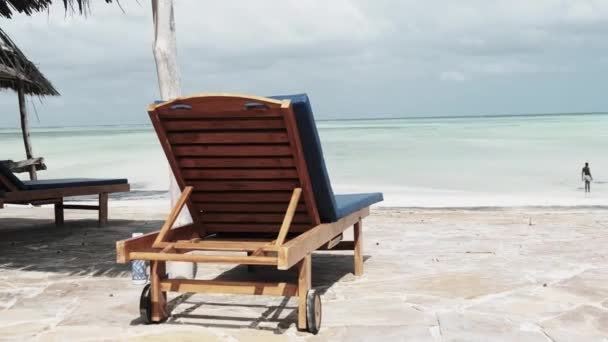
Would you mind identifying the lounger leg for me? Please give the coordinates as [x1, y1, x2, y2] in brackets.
[354, 220, 363, 276]
[150, 261, 168, 322]
[297, 254, 311, 330]
[54, 199, 64, 226]
[98, 193, 108, 227]
[247, 251, 255, 272]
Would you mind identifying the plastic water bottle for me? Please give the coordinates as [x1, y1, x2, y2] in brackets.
[131, 233, 148, 285]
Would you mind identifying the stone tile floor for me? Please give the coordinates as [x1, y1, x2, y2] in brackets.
[0, 206, 607, 341]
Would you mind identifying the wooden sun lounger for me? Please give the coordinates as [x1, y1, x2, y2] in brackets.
[116, 93, 382, 334]
[0, 163, 130, 226]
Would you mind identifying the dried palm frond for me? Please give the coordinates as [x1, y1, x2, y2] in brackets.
[0, 26, 58, 96]
[0, 0, 113, 18]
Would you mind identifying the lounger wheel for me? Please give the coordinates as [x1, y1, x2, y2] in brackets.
[139, 283, 167, 324]
[306, 289, 322, 334]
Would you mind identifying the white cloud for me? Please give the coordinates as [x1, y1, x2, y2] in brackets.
[1, 0, 608, 125]
[439, 71, 469, 82]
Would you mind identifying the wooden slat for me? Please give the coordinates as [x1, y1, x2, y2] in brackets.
[168, 132, 289, 144]
[62, 204, 99, 210]
[157, 109, 283, 119]
[203, 223, 311, 233]
[163, 119, 285, 131]
[182, 169, 298, 180]
[128, 252, 277, 265]
[195, 203, 306, 213]
[173, 145, 292, 157]
[153, 94, 284, 112]
[191, 191, 294, 203]
[167, 240, 277, 252]
[160, 279, 297, 296]
[187, 180, 299, 191]
[154, 97, 284, 116]
[201, 212, 311, 224]
[319, 240, 354, 251]
[28, 199, 61, 205]
[178, 157, 295, 168]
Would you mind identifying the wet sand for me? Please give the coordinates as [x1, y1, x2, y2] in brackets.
[1, 205, 607, 341]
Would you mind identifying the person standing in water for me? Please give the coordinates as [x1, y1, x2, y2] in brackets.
[582, 162, 593, 193]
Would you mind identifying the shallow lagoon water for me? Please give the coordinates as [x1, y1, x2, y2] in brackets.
[2, 114, 607, 207]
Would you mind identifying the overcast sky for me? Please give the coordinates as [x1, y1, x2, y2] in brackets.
[1, 0, 608, 127]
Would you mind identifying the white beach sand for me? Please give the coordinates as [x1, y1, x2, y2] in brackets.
[1, 205, 607, 341]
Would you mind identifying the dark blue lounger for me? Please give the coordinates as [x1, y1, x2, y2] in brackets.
[0, 162, 129, 225]
[0, 162, 127, 191]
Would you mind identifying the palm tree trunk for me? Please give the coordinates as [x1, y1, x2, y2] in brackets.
[151, 0, 191, 225]
[151, 0, 194, 280]
[18, 83, 36, 180]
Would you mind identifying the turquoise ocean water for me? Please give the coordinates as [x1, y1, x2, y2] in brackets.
[1, 114, 607, 207]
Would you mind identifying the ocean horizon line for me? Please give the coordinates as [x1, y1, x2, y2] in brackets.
[1, 111, 607, 129]
[324, 111, 608, 122]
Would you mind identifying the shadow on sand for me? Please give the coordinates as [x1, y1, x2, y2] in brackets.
[144, 254, 371, 334]
[0, 217, 368, 333]
[0, 217, 162, 277]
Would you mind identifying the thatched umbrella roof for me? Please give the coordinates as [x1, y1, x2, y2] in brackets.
[0, 0, 112, 19]
[0, 27, 58, 96]
[0, 0, 113, 94]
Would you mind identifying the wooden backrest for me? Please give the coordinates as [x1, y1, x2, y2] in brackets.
[149, 94, 321, 236]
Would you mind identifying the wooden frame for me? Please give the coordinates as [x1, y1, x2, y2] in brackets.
[116, 94, 376, 333]
[117, 194, 368, 330]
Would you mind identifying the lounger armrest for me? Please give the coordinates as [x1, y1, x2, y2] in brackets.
[277, 207, 369, 270]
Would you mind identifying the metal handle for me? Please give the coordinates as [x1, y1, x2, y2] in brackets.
[244, 102, 268, 110]
[171, 104, 192, 110]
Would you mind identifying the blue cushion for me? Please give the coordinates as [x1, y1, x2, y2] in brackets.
[335, 193, 384, 219]
[22, 178, 128, 190]
[270, 94, 340, 222]
[270, 94, 383, 221]
[0, 162, 26, 191]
